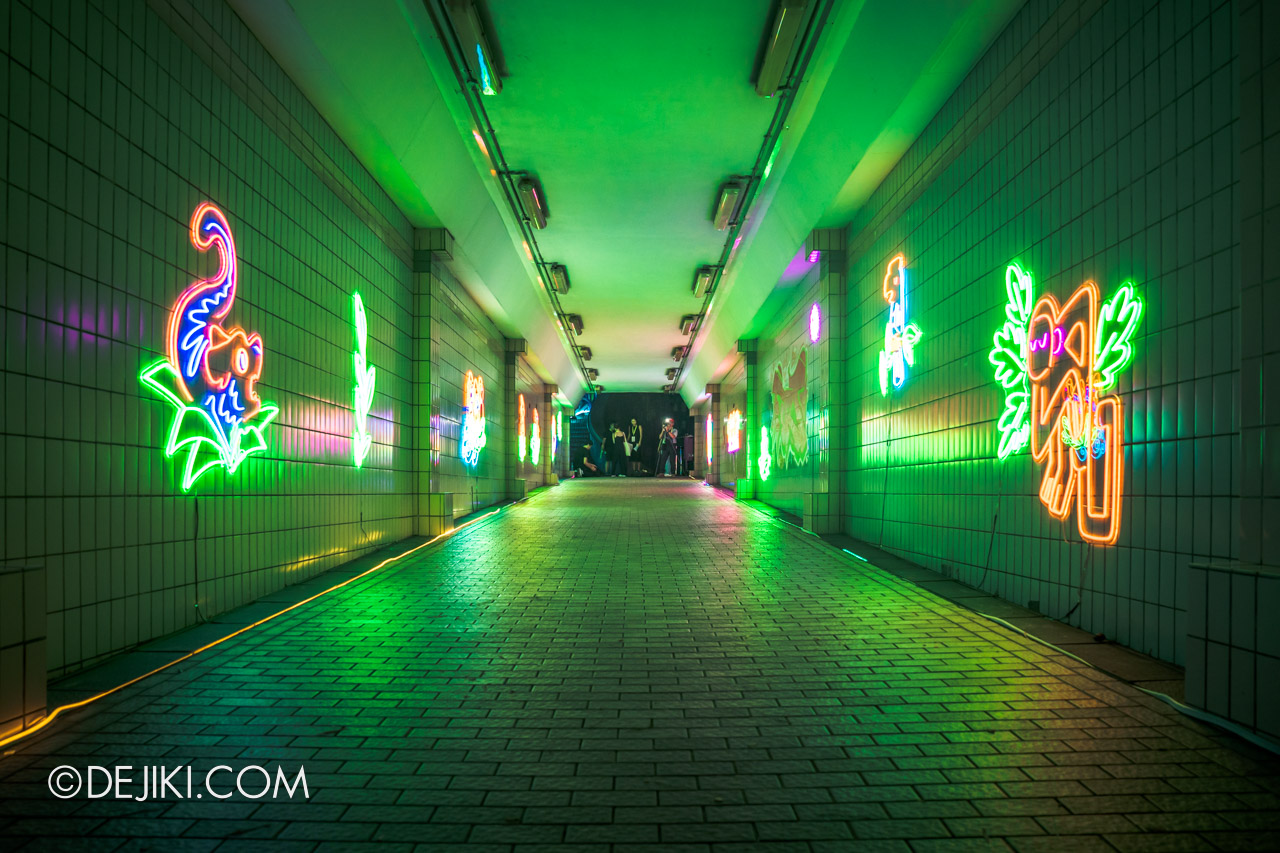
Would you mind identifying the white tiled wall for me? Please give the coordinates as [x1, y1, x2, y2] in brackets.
[842, 0, 1239, 665]
[2, 0, 416, 675]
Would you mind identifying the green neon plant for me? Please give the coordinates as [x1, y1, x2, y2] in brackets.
[1093, 281, 1144, 391]
[988, 262, 1034, 459]
[140, 361, 278, 492]
[758, 425, 772, 481]
[351, 292, 376, 467]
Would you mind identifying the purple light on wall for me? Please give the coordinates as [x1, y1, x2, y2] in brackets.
[809, 303, 821, 342]
[808, 250, 821, 263]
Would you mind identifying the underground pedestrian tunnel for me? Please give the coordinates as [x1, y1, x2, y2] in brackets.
[2, 0, 1280, 849]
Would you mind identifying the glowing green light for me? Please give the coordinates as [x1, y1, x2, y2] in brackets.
[351, 292, 376, 468]
[140, 360, 278, 492]
[763, 137, 782, 181]
[842, 549, 868, 561]
[989, 262, 1034, 459]
[1093, 281, 1144, 391]
[758, 425, 772, 481]
[531, 407, 541, 466]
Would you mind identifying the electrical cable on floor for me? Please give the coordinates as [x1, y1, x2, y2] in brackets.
[0, 507, 504, 752]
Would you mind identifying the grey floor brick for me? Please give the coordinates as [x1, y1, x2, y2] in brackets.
[2, 480, 1279, 850]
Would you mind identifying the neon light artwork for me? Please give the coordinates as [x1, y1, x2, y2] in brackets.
[768, 346, 808, 468]
[139, 203, 277, 491]
[460, 370, 486, 466]
[809, 303, 821, 343]
[989, 262, 1035, 460]
[726, 408, 742, 453]
[758, 426, 772, 481]
[988, 261, 1144, 545]
[553, 410, 561, 461]
[530, 406, 541, 466]
[877, 254, 922, 396]
[517, 394, 526, 462]
[705, 414, 713, 467]
[351, 292, 376, 468]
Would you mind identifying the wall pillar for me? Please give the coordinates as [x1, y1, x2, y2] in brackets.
[805, 228, 847, 534]
[411, 228, 454, 535]
[542, 384, 559, 486]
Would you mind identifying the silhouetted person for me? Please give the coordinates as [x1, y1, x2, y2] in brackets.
[656, 420, 677, 477]
[627, 418, 643, 475]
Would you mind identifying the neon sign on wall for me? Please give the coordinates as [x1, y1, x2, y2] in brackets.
[809, 303, 821, 343]
[517, 394, 527, 462]
[768, 346, 808, 468]
[988, 261, 1144, 545]
[351, 292, 376, 468]
[460, 370, 486, 466]
[726, 409, 742, 453]
[758, 426, 772, 481]
[553, 410, 561, 460]
[139, 203, 277, 491]
[530, 406, 541, 466]
[877, 254, 922, 396]
[705, 414, 713, 466]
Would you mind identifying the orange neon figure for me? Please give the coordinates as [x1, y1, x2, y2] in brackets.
[1026, 281, 1123, 545]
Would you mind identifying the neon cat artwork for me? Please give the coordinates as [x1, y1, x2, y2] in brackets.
[351, 292, 376, 468]
[988, 261, 1144, 545]
[768, 347, 808, 468]
[139, 203, 278, 491]
[877, 254, 922, 396]
[460, 370, 486, 466]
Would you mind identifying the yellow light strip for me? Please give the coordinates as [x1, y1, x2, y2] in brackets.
[0, 509, 500, 751]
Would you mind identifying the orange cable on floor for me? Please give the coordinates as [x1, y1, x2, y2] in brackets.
[0, 509, 499, 751]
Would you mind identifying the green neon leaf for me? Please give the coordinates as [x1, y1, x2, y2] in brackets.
[989, 322, 1028, 388]
[996, 392, 1030, 459]
[1005, 262, 1034, 326]
[901, 323, 921, 367]
[1094, 280, 1144, 391]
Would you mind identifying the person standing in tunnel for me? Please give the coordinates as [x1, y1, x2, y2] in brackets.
[609, 422, 628, 476]
[627, 418, 643, 476]
[656, 419, 677, 477]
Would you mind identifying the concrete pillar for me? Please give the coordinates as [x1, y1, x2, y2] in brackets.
[804, 228, 847, 535]
[412, 228, 455, 535]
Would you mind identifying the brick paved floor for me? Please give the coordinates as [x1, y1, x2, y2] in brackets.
[3, 478, 1280, 852]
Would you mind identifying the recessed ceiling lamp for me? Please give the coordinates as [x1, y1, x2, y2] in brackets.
[692, 265, 718, 298]
[518, 176, 548, 229]
[755, 0, 808, 97]
[564, 313, 583, 335]
[712, 180, 744, 231]
[679, 314, 700, 335]
[576, 346, 593, 361]
[671, 346, 688, 362]
[549, 263, 570, 294]
[447, 0, 503, 96]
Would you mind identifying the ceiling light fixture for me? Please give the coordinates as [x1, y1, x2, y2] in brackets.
[665, 368, 678, 381]
[712, 180, 744, 231]
[692, 265, 718, 299]
[586, 368, 599, 381]
[564, 313, 583, 335]
[576, 346, 593, 361]
[671, 346, 688, 362]
[679, 315, 700, 336]
[447, 0, 503, 96]
[518, 176, 548, 229]
[663, 383, 675, 393]
[549, 263, 570, 294]
[755, 0, 808, 97]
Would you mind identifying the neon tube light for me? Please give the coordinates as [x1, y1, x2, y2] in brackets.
[553, 410, 561, 460]
[460, 370, 486, 466]
[530, 406, 541, 466]
[140, 203, 277, 491]
[706, 412, 716, 466]
[877, 254, 922, 396]
[517, 394, 526, 462]
[351, 292, 376, 468]
[809, 303, 821, 342]
[989, 261, 1144, 545]
[758, 425, 772, 481]
[726, 408, 742, 453]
